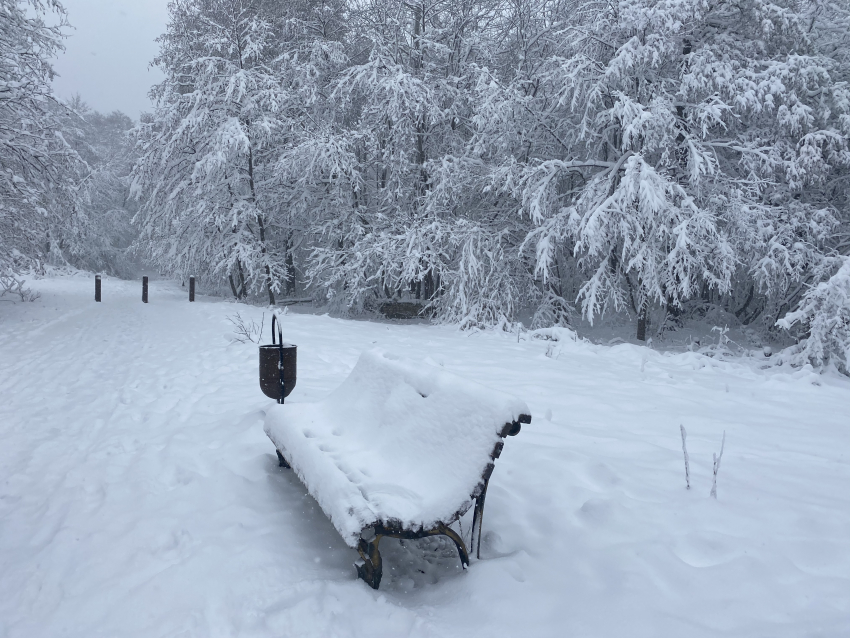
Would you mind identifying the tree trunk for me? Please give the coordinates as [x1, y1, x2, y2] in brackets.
[636, 311, 647, 342]
[246, 144, 275, 306]
[735, 284, 755, 319]
[636, 297, 648, 341]
[424, 270, 435, 300]
[263, 264, 275, 305]
[284, 231, 295, 296]
[412, 3, 428, 197]
[236, 259, 247, 299]
[285, 249, 295, 296]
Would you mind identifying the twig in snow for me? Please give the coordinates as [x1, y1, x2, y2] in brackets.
[0, 274, 40, 302]
[227, 311, 265, 344]
[710, 431, 726, 499]
[680, 425, 690, 490]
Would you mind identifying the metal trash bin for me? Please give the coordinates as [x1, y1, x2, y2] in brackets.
[259, 315, 297, 402]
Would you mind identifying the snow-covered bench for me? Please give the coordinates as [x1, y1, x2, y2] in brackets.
[263, 349, 531, 589]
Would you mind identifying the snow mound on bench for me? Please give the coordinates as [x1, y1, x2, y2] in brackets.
[264, 349, 529, 547]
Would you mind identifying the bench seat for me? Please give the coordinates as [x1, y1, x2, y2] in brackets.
[264, 349, 530, 587]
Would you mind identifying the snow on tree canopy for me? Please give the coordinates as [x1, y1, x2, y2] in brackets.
[263, 349, 529, 547]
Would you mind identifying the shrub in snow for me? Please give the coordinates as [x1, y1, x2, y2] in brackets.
[0, 274, 40, 303]
[529, 326, 580, 344]
[531, 326, 582, 359]
[226, 312, 265, 345]
[531, 290, 576, 330]
[778, 258, 850, 373]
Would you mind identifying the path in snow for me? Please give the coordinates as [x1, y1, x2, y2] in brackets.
[0, 272, 848, 637]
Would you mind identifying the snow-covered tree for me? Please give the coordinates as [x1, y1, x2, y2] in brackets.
[132, 0, 335, 303]
[0, 0, 82, 277]
[124, 0, 850, 371]
[778, 256, 850, 371]
[59, 97, 139, 276]
[293, 0, 540, 323]
[474, 0, 850, 339]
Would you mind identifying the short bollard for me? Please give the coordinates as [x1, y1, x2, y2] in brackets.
[142, 276, 149, 303]
[95, 275, 101, 302]
[189, 276, 195, 302]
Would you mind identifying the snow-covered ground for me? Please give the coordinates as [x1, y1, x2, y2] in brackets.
[1, 272, 848, 637]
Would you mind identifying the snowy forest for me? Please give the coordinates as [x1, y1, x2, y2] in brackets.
[3, 0, 850, 370]
[3, 1, 849, 633]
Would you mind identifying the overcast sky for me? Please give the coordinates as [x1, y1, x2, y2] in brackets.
[52, 0, 170, 120]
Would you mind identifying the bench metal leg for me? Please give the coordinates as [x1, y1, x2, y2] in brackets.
[435, 523, 470, 568]
[276, 449, 290, 468]
[471, 477, 490, 559]
[356, 536, 383, 589]
[354, 523, 470, 589]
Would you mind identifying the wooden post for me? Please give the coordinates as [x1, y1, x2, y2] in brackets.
[189, 276, 195, 302]
[142, 276, 148, 303]
[95, 275, 101, 302]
